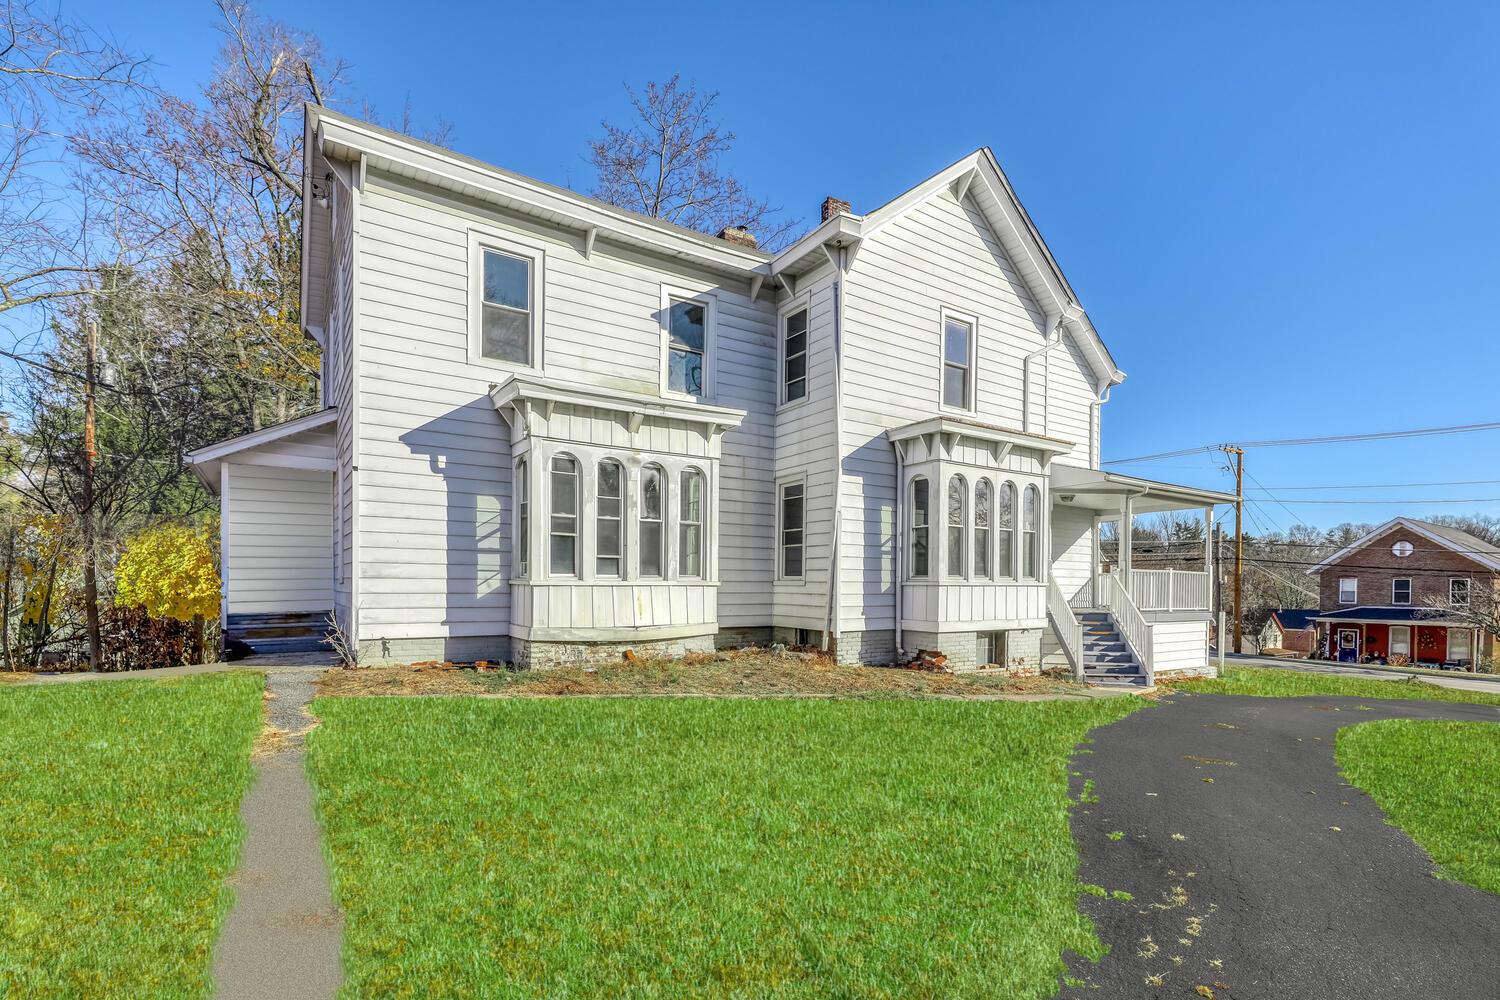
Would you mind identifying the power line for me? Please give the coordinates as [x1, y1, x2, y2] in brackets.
[1255, 496, 1500, 505]
[1249, 478, 1500, 492]
[1105, 419, 1500, 466]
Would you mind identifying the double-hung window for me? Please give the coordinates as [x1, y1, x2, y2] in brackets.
[516, 458, 529, 577]
[640, 466, 665, 577]
[1021, 485, 1040, 580]
[479, 248, 534, 364]
[1338, 577, 1358, 604]
[680, 469, 705, 578]
[1450, 578, 1471, 606]
[596, 460, 624, 577]
[997, 481, 1015, 578]
[910, 478, 930, 578]
[780, 482, 805, 578]
[783, 308, 808, 403]
[1392, 578, 1412, 605]
[941, 312, 973, 409]
[974, 479, 993, 579]
[666, 296, 708, 397]
[946, 475, 967, 577]
[549, 455, 578, 575]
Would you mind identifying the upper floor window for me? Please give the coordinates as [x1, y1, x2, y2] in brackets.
[780, 482, 804, 579]
[974, 479, 993, 579]
[680, 469, 705, 578]
[480, 248, 533, 364]
[1392, 578, 1411, 605]
[910, 477, 930, 578]
[1338, 577, 1357, 603]
[783, 307, 808, 403]
[596, 460, 624, 577]
[1021, 485, 1040, 580]
[549, 455, 578, 576]
[1391, 540, 1414, 557]
[666, 296, 708, 397]
[941, 311, 974, 409]
[1451, 578, 1471, 606]
[640, 465, 665, 577]
[516, 458, 529, 578]
[997, 481, 1016, 579]
[946, 475, 967, 577]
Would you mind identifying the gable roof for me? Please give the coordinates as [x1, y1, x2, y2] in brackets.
[1268, 609, 1319, 632]
[1305, 516, 1500, 575]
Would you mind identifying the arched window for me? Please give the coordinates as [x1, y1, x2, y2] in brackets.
[946, 475, 967, 577]
[997, 481, 1016, 579]
[640, 465, 665, 578]
[516, 457, 529, 577]
[550, 455, 578, 576]
[596, 459, 624, 577]
[910, 477, 930, 579]
[680, 468, 705, 578]
[1022, 484, 1040, 580]
[974, 479, 994, 579]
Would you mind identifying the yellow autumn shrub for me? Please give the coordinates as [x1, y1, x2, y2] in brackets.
[114, 524, 220, 622]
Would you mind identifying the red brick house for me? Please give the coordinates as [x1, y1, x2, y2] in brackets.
[1306, 518, 1499, 669]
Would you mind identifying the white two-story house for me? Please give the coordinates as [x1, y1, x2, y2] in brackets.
[187, 106, 1232, 684]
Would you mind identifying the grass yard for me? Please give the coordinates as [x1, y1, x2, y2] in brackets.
[308, 695, 1142, 999]
[0, 672, 264, 999]
[1166, 664, 1500, 707]
[1338, 719, 1500, 895]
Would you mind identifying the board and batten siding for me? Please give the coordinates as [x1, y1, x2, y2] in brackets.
[350, 171, 775, 647]
[836, 188, 1098, 634]
[225, 463, 333, 615]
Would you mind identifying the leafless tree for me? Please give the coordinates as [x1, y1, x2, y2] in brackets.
[1420, 579, 1499, 669]
[589, 75, 797, 250]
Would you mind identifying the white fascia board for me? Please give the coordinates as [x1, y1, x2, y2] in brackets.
[489, 374, 746, 432]
[769, 215, 864, 278]
[885, 415, 1074, 455]
[185, 407, 339, 466]
[309, 106, 770, 277]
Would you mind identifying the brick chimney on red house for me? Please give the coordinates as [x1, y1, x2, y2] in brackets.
[716, 225, 758, 249]
[821, 196, 851, 221]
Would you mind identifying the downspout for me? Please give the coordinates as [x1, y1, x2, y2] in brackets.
[823, 247, 847, 654]
[1022, 314, 1067, 435]
[893, 441, 905, 660]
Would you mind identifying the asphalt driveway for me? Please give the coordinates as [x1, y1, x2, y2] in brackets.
[1059, 692, 1500, 999]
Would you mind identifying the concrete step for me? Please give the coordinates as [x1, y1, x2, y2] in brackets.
[1086, 662, 1141, 675]
[237, 635, 332, 656]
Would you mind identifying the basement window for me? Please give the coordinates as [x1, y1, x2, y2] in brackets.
[978, 631, 1007, 668]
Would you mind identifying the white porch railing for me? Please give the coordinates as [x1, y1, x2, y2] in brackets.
[1047, 578, 1085, 682]
[1130, 569, 1211, 612]
[1102, 573, 1155, 685]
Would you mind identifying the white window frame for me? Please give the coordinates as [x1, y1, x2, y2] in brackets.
[1389, 625, 1411, 658]
[1450, 577, 1471, 606]
[776, 476, 807, 582]
[1392, 578, 1412, 605]
[938, 306, 978, 414]
[909, 475, 932, 580]
[595, 458, 625, 579]
[679, 466, 707, 580]
[467, 228, 545, 371]
[1338, 577, 1358, 604]
[659, 285, 716, 401]
[946, 474, 968, 579]
[547, 453, 580, 578]
[1021, 484, 1042, 582]
[974, 478, 994, 580]
[777, 295, 811, 409]
[515, 456, 530, 578]
[639, 463, 667, 579]
[1449, 627, 1473, 662]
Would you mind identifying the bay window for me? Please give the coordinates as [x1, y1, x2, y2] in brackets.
[946, 475, 967, 577]
[596, 460, 623, 576]
[516, 458, 529, 577]
[974, 479, 993, 579]
[910, 477, 930, 578]
[997, 481, 1015, 579]
[680, 468, 704, 578]
[1022, 485, 1039, 580]
[640, 465, 665, 577]
[549, 455, 578, 575]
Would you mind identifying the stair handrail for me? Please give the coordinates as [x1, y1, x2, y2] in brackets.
[1102, 573, 1155, 685]
[1046, 577, 1085, 682]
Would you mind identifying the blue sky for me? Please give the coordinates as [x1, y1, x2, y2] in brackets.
[66, 0, 1500, 532]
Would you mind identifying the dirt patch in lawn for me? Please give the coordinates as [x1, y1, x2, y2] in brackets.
[0, 672, 28, 684]
[318, 647, 1091, 701]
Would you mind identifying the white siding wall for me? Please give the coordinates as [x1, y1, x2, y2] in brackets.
[351, 173, 775, 645]
[838, 189, 1098, 633]
[226, 463, 334, 615]
[1153, 619, 1211, 673]
[1050, 505, 1094, 606]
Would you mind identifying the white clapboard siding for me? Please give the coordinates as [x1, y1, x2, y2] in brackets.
[1050, 506, 1094, 607]
[324, 175, 357, 630]
[226, 463, 333, 614]
[1152, 620, 1211, 673]
[352, 172, 776, 644]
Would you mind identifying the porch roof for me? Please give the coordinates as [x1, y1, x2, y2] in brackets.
[1050, 466, 1237, 514]
[185, 407, 338, 493]
[884, 415, 1074, 456]
[1313, 606, 1471, 627]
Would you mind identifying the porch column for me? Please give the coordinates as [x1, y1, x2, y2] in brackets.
[1119, 493, 1134, 594]
[1203, 507, 1214, 574]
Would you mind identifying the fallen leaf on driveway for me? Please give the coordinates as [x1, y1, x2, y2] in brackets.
[1196, 986, 1215, 998]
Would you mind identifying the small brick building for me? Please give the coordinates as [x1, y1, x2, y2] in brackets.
[1306, 518, 1499, 669]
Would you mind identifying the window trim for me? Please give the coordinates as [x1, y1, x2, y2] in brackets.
[467, 228, 545, 371]
[595, 458, 625, 579]
[547, 453, 579, 578]
[639, 463, 666, 579]
[1021, 483, 1041, 581]
[777, 476, 807, 582]
[938, 306, 978, 414]
[1392, 577, 1412, 605]
[974, 477, 994, 580]
[659, 285, 717, 401]
[1450, 577, 1471, 606]
[777, 295, 811, 409]
[946, 474, 968, 579]
[1389, 625, 1411, 657]
[908, 475, 932, 580]
[515, 456, 530, 578]
[1338, 576, 1358, 604]
[679, 466, 706, 580]
[997, 480, 1017, 580]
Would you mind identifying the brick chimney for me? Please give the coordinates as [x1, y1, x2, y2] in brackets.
[821, 196, 851, 222]
[717, 225, 758, 249]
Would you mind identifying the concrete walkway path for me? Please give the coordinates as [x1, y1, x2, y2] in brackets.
[1059, 691, 1500, 999]
[211, 666, 342, 1000]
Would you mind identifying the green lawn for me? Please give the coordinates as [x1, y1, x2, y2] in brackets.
[308, 695, 1142, 999]
[0, 672, 264, 999]
[1172, 665, 1500, 707]
[1338, 719, 1500, 895]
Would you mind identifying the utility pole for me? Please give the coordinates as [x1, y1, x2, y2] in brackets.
[82, 319, 101, 671]
[1221, 445, 1245, 654]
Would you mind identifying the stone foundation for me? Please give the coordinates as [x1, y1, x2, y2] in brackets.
[898, 627, 1043, 674]
[716, 626, 773, 650]
[832, 629, 899, 666]
[513, 633, 715, 669]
